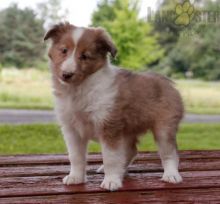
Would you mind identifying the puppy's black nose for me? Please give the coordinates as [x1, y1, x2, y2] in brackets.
[62, 72, 74, 80]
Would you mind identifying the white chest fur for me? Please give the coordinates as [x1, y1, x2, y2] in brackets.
[54, 66, 118, 139]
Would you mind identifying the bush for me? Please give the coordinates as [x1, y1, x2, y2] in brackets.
[91, 0, 164, 70]
[0, 4, 45, 68]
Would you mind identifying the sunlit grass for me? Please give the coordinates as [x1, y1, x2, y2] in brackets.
[0, 68, 53, 109]
[0, 123, 219, 154]
[0, 68, 220, 114]
[177, 80, 220, 114]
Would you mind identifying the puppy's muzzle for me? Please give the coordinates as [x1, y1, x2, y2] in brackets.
[62, 72, 75, 81]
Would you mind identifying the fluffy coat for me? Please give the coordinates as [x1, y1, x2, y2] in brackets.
[44, 22, 184, 191]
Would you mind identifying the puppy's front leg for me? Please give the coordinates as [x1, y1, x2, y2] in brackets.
[100, 141, 127, 191]
[62, 126, 88, 185]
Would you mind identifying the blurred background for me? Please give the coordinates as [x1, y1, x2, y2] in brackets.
[0, 0, 220, 154]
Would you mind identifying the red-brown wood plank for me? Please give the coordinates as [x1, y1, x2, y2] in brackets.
[0, 158, 219, 177]
[0, 188, 220, 204]
[0, 171, 220, 198]
[0, 151, 220, 166]
[1, 151, 220, 203]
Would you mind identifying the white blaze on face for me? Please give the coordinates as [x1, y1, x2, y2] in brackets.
[60, 28, 85, 73]
[72, 27, 84, 45]
[60, 52, 76, 73]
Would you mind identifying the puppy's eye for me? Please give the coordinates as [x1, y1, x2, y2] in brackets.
[79, 54, 88, 60]
[61, 48, 68, 54]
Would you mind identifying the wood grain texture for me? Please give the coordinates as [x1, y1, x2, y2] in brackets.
[0, 158, 220, 177]
[1, 188, 220, 204]
[0, 151, 220, 203]
[1, 171, 220, 197]
[1, 151, 220, 166]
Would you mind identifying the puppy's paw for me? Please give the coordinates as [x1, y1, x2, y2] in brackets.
[162, 171, 183, 184]
[101, 175, 122, 191]
[63, 174, 86, 185]
[96, 164, 104, 173]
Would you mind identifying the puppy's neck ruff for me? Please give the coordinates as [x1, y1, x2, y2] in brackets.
[80, 61, 115, 89]
[54, 62, 118, 139]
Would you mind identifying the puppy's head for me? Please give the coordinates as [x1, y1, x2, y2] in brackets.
[44, 22, 117, 85]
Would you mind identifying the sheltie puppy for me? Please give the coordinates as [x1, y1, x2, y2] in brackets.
[44, 22, 184, 191]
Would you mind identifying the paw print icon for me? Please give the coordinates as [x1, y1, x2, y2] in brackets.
[175, 0, 194, 26]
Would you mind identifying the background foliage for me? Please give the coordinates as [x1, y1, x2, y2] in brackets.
[0, 4, 45, 68]
[92, 0, 164, 70]
[152, 0, 220, 80]
[0, 0, 220, 78]
[0, 0, 220, 154]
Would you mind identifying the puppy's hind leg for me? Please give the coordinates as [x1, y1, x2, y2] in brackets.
[153, 123, 182, 184]
[125, 140, 137, 171]
[96, 164, 104, 173]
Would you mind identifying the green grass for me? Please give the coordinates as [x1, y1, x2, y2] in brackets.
[177, 80, 220, 114]
[0, 123, 219, 155]
[0, 68, 53, 110]
[0, 68, 220, 114]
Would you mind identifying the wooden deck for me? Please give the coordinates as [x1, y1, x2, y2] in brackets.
[0, 151, 220, 203]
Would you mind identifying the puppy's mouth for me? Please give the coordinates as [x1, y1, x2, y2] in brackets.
[62, 72, 75, 81]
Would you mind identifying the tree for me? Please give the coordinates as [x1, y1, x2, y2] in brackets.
[37, 0, 68, 28]
[92, 0, 122, 27]
[154, 0, 220, 80]
[91, 0, 164, 70]
[0, 4, 45, 68]
[151, 0, 181, 53]
[152, 0, 203, 53]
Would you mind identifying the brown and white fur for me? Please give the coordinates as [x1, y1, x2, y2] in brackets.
[44, 22, 184, 191]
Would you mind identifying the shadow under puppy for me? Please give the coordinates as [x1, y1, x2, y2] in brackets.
[44, 22, 184, 191]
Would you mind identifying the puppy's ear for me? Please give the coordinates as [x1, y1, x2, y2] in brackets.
[44, 22, 73, 42]
[44, 26, 57, 41]
[96, 28, 117, 58]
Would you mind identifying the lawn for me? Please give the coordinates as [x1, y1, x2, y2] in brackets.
[0, 123, 219, 155]
[177, 80, 220, 114]
[0, 68, 53, 110]
[1, 68, 220, 114]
